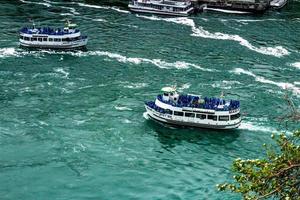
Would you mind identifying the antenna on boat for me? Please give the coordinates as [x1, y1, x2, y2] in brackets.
[29, 18, 35, 29]
[220, 91, 224, 98]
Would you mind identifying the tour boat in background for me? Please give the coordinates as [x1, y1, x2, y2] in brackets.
[145, 87, 241, 129]
[19, 21, 88, 49]
[128, 0, 194, 16]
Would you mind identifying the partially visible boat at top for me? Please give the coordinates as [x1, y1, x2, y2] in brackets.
[269, 0, 288, 10]
[145, 87, 242, 130]
[128, 0, 194, 16]
[19, 20, 88, 49]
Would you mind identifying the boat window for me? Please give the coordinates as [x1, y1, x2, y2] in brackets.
[163, 93, 168, 96]
[219, 116, 229, 121]
[208, 115, 217, 121]
[33, 37, 37, 41]
[231, 113, 241, 120]
[62, 38, 67, 42]
[196, 114, 206, 119]
[43, 38, 47, 41]
[20, 36, 23, 40]
[174, 111, 183, 116]
[185, 112, 195, 118]
[24, 37, 29, 41]
[38, 38, 42, 42]
[54, 38, 61, 42]
[49, 38, 53, 42]
[165, 109, 172, 115]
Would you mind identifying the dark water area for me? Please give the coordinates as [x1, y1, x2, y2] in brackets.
[0, 0, 299, 199]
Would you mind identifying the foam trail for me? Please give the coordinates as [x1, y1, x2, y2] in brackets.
[59, 6, 80, 15]
[111, 7, 130, 13]
[137, 15, 289, 57]
[290, 62, 300, 69]
[68, 50, 214, 71]
[0, 48, 18, 58]
[115, 106, 132, 111]
[238, 122, 277, 133]
[77, 2, 108, 9]
[54, 68, 69, 78]
[232, 68, 300, 95]
[123, 82, 148, 89]
[143, 112, 150, 120]
[19, 0, 51, 7]
[204, 7, 250, 14]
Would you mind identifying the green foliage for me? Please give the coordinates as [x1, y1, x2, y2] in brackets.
[218, 130, 300, 200]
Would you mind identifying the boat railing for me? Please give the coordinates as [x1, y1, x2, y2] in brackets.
[20, 27, 80, 35]
[156, 94, 240, 111]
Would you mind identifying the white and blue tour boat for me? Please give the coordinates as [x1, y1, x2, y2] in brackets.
[129, 0, 194, 16]
[19, 21, 88, 49]
[145, 87, 241, 129]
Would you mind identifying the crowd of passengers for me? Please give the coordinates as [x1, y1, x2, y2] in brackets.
[157, 94, 240, 111]
[20, 27, 79, 35]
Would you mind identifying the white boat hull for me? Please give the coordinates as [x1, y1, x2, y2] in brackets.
[145, 105, 241, 130]
[129, 5, 193, 16]
[19, 38, 88, 49]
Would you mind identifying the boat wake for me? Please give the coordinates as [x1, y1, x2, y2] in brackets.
[0, 48, 213, 72]
[115, 106, 133, 111]
[143, 112, 150, 120]
[64, 50, 214, 71]
[290, 62, 300, 69]
[239, 121, 278, 133]
[0, 48, 20, 58]
[123, 82, 148, 89]
[204, 7, 250, 14]
[232, 68, 300, 95]
[77, 3, 129, 14]
[136, 15, 289, 57]
[19, 0, 51, 7]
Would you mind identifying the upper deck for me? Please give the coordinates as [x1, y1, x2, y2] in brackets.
[156, 94, 240, 111]
[20, 27, 80, 36]
[132, 0, 192, 8]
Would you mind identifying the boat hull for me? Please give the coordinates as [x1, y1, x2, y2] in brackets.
[19, 39, 88, 49]
[145, 105, 241, 130]
[129, 5, 193, 16]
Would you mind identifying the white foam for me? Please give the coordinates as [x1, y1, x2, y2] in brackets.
[143, 112, 150, 120]
[64, 50, 213, 71]
[92, 18, 108, 23]
[232, 68, 300, 95]
[123, 82, 148, 89]
[137, 15, 289, 57]
[238, 122, 277, 133]
[212, 80, 241, 89]
[77, 2, 108, 9]
[115, 106, 132, 111]
[178, 83, 191, 91]
[60, 6, 80, 15]
[77, 2, 128, 14]
[290, 62, 300, 69]
[54, 68, 69, 78]
[0, 48, 18, 58]
[111, 7, 130, 14]
[19, 0, 51, 7]
[204, 7, 250, 14]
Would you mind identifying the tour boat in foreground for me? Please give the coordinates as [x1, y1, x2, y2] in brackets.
[19, 21, 88, 49]
[145, 87, 241, 130]
[128, 0, 194, 16]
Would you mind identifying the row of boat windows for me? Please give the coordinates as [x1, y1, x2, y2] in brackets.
[20, 36, 80, 42]
[169, 110, 240, 121]
[137, 3, 191, 11]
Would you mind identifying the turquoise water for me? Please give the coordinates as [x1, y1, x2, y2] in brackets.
[0, 0, 300, 199]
